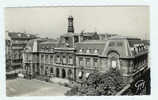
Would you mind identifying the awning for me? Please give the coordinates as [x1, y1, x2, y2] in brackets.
[85, 73, 90, 78]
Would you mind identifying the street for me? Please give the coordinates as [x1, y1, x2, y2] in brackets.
[6, 79, 70, 96]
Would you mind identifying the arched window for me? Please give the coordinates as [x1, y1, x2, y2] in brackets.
[41, 65, 44, 75]
[108, 51, 120, 70]
[68, 69, 73, 80]
[50, 68, 53, 73]
[62, 69, 66, 78]
[56, 68, 60, 77]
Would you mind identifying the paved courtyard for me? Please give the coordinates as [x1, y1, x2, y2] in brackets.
[6, 79, 71, 96]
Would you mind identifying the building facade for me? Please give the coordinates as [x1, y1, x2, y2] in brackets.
[6, 32, 37, 75]
[6, 39, 12, 72]
[22, 16, 149, 84]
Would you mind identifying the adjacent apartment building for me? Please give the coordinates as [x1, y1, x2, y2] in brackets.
[6, 32, 37, 77]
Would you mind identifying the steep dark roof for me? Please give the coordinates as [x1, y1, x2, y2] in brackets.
[76, 40, 107, 55]
[109, 35, 140, 40]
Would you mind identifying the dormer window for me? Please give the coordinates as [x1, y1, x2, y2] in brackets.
[27, 34, 30, 37]
[140, 45, 143, 51]
[137, 46, 140, 52]
[142, 44, 145, 50]
[18, 34, 21, 37]
[86, 49, 90, 53]
[138, 44, 141, 52]
[94, 49, 98, 54]
[79, 49, 82, 53]
[133, 47, 136, 54]
[131, 47, 134, 51]
[141, 44, 145, 51]
[134, 44, 138, 47]
[135, 47, 138, 54]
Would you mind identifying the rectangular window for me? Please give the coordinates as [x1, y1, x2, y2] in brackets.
[69, 56, 73, 65]
[45, 55, 48, 64]
[86, 58, 91, 67]
[79, 57, 84, 66]
[28, 54, 32, 63]
[74, 36, 79, 43]
[33, 54, 36, 63]
[56, 56, 60, 64]
[50, 55, 53, 64]
[51, 48, 54, 52]
[93, 58, 98, 67]
[41, 55, 44, 63]
[26, 54, 28, 62]
[63, 56, 66, 64]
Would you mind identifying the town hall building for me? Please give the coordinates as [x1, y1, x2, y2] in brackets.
[22, 16, 149, 84]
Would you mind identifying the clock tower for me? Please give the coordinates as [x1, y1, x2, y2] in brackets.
[67, 16, 74, 33]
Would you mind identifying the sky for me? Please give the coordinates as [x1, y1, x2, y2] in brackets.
[5, 6, 150, 40]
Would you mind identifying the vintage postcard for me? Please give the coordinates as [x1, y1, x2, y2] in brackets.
[5, 6, 150, 96]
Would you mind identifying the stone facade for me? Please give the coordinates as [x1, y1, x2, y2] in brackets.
[22, 16, 149, 83]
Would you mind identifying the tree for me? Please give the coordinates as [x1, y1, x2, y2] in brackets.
[66, 69, 126, 96]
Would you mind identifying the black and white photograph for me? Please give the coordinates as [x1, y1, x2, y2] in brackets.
[5, 6, 150, 96]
